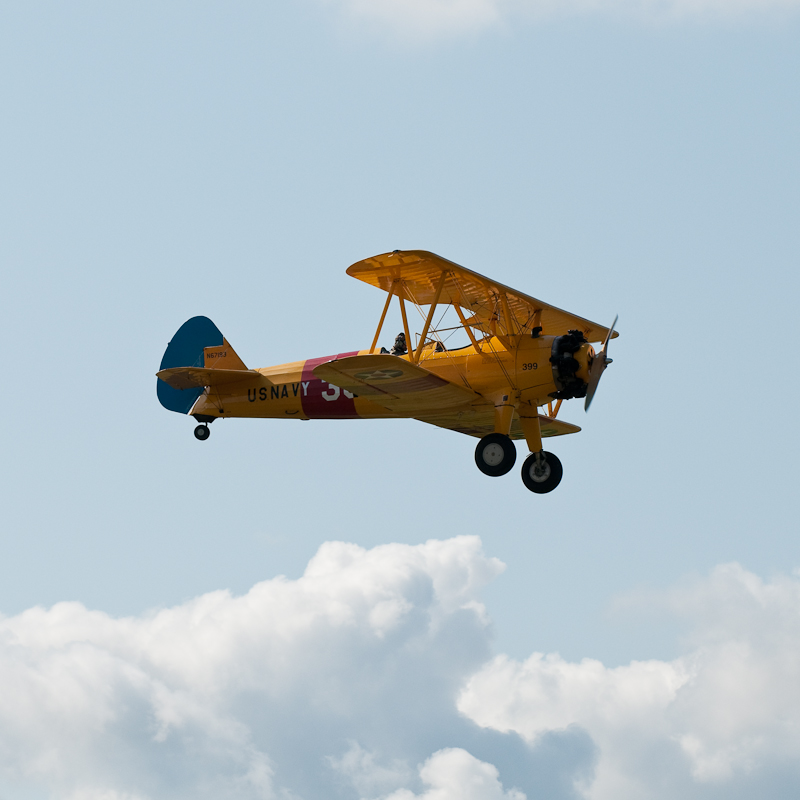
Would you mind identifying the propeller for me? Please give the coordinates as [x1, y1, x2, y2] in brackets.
[584, 315, 618, 412]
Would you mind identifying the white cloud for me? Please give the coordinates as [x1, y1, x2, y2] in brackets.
[322, 0, 800, 39]
[0, 536, 523, 800]
[327, 741, 415, 797]
[375, 747, 526, 800]
[3, 541, 800, 799]
[458, 562, 800, 799]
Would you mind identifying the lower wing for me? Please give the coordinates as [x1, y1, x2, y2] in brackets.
[416, 408, 581, 440]
[312, 354, 483, 414]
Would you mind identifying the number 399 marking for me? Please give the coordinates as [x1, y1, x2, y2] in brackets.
[522, 363, 538, 371]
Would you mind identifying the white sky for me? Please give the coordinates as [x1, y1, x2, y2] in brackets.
[1, 1, 799, 798]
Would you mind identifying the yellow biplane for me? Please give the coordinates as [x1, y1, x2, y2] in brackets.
[157, 251, 618, 493]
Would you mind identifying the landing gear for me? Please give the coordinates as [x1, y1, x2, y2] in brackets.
[194, 424, 210, 441]
[521, 451, 562, 494]
[475, 433, 517, 477]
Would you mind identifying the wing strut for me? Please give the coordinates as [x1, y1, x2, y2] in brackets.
[453, 302, 483, 354]
[369, 282, 395, 354]
[399, 287, 413, 359]
[413, 270, 448, 364]
[547, 398, 563, 418]
[500, 292, 516, 336]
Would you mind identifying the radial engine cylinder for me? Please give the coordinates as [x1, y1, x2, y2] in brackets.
[549, 330, 595, 400]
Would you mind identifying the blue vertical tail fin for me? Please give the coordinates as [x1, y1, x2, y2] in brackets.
[156, 316, 225, 414]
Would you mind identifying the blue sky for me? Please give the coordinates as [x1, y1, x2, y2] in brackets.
[1, 2, 799, 798]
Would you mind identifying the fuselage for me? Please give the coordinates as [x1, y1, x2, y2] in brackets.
[189, 334, 594, 421]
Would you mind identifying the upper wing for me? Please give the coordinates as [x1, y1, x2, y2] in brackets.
[416, 408, 582, 440]
[156, 367, 263, 390]
[312, 354, 484, 414]
[347, 250, 618, 344]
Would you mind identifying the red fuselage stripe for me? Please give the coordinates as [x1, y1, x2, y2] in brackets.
[300, 353, 361, 418]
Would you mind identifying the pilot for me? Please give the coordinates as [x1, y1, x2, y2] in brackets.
[390, 332, 407, 356]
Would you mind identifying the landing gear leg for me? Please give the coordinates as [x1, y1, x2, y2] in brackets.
[518, 413, 543, 455]
[521, 451, 563, 493]
[518, 411, 562, 493]
[194, 424, 210, 441]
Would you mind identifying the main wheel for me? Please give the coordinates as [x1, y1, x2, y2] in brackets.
[521, 451, 562, 493]
[475, 433, 517, 477]
[194, 424, 210, 441]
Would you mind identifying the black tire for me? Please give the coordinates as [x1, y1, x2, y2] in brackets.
[475, 433, 517, 477]
[194, 424, 210, 441]
[521, 451, 563, 493]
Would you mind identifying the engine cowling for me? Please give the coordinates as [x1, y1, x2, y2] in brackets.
[549, 330, 595, 400]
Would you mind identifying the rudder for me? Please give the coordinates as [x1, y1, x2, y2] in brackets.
[157, 316, 224, 414]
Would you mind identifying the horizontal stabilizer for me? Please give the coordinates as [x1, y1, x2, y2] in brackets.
[313, 354, 482, 414]
[156, 367, 263, 391]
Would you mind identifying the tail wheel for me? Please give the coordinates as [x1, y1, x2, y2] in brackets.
[475, 433, 516, 477]
[521, 451, 562, 493]
[194, 424, 210, 441]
